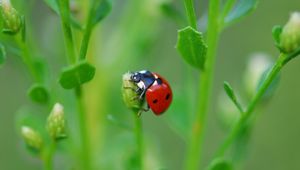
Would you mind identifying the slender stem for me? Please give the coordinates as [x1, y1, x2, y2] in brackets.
[215, 53, 288, 157]
[183, 0, 197, 29]
[43, 142, 56, 170]
[134, 113, 143, 170]
[75, 87, 91, 170]
[79, 0, 100, 60]
[56, 0, 91, 169]
[185, 0, 220, 169]
[57, 0, 76, 64]
[15, 35, 40, 82]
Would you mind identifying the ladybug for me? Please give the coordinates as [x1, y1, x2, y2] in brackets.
[130, 70, 172, 116]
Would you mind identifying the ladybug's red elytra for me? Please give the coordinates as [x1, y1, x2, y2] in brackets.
[130, 70, 172, 116]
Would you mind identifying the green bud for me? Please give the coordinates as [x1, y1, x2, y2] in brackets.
[122, 73, 144, 111]
[280, 12, 300, 53]
[0, 0, 22, 35]
[21, 126, 43, 152]
[46, 103, 67, 140]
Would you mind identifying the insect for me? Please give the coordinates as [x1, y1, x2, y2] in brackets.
[130, 70, 172, 116]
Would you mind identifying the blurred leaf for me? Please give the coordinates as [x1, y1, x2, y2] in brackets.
[0, 44, 6, 66]
[43, 0, 58, 12]
[256, 66, 280, 100]
[223, 81, 243, 113]
[91, 0, 111, 26]
[165, 92, 191, 139]
[207, 158, 233, 170]
[160, 2, 185, 26]
[176, 26, 207, 70]
[59, 61, 96, 89]
[27, 84, 49, 104]
[272, 25, 283, 50]
[225, 0, 258, 25]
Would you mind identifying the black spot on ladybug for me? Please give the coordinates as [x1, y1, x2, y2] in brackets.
[165, 93, 170, 100]
[153, 99, 158, 104]
[156, 78, 162, 85]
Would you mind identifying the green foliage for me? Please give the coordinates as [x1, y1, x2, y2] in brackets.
[207, 158, 233, 170]
[223, 81, 243, 113]
[91, 0, 111, 27]
[272, 25, 283, 46]
[225, 0, 258, 25]
[27, 84, 49, 104]
[0, 44, 6, 66]
[59, 61, 96, 89]
[176, 26, 207, 70]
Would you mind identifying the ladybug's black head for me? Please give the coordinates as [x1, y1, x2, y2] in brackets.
[130, 72, 141, 83]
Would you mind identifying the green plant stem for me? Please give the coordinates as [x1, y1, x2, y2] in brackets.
[214, 51, 300, 158]
[57, 0, 91, 169]
[76, 87, 91, 170]
[57, 0, 76, 64]
[183, 0, 197, 29]
[134, 113, 143, 170]
[43, 142, 56, 170]
[185, 0, 220, 169]
[15, 35, 40, 82]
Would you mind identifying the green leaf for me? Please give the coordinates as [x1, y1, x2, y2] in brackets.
[165, 91, 191, 139]
[0, 44, 6, 66]
[91, 0, 111, 26]
[27, 84, 49, 104]
[43, 0, 59, 13]
[272, 25, 282, 44]
[59, 61, 96, 89]
[207, 158, 233, 170]
[223, 81, 243, 113]
[225, 0, 258, 25]
[272, 25, 283, 50]
[176, 26, 207, 70]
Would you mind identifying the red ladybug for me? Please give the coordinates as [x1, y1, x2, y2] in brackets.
[130, 70, 172, 115]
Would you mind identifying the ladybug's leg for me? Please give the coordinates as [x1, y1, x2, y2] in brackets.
[137, 106, 150, 117]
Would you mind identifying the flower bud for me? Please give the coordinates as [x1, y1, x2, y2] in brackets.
[280, 12, 300, 53]
[122, 72, 144, 111]
[46, 103, 67, 140]
[243, 53, 273, 98]
[0, 0, 22, 35]
[21, 126, 43, 152]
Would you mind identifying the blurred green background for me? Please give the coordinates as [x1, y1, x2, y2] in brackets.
[1, 0, 300, 169]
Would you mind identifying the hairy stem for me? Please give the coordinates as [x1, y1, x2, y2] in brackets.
[185, 0, 220, 169]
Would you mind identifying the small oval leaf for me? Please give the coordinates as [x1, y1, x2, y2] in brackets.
[92, 0, 111, 26]
[225, 0, 258, 25]
[0, 44, 6, 66]
[223, 81, 243, 113]
[207, 158, 233, 170]
[176, 26, 207, 70]
[59, 61, 96, 89]
[272, 25, 283, 51]
[27, 84, 49, 104]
